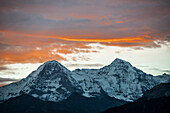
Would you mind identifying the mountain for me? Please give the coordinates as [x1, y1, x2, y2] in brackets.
[0, 58, 169, 103]
[71, 58, 169, 101]
[0, 60, 81, 102]
[138, 83, 170, 101]
[0, 92, 126, 113]
[103, 83, 170, 113]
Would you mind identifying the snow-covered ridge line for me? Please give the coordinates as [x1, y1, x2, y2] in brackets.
[0, 58, 169, 102]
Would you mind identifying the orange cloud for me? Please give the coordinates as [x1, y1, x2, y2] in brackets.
[0, 44, 95, 64]
[120, 28, 127, 30]
[58, 36, 151, 43]
[0, 49, 66, 64]
[0, 30, 151, 44]
[116, 21, 124, 23]
[0, 30, 162, 65]
[0, 32, 99, 64]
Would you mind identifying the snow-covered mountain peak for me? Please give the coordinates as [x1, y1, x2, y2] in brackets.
[33, 60, 70, 77]
[43, 60, 68, 70]
[0, 58, 170, 103]
[110, 58, 132, 67]
[99, 58, 134, 76]
[44, 60, 60, 65]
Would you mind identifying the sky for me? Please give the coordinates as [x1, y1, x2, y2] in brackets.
[0, 0, 170, 86]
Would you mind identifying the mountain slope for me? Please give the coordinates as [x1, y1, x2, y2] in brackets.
[0, 58, 169, 103]
[0, 92, 126, 113]
[103, 83, 170, 113]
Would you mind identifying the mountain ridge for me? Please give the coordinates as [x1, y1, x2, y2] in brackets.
[0, 58, 169, 103]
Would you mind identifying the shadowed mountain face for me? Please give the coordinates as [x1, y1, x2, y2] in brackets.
[0, 92, 126, 113]
[103, 83, 170, 113]
[139, 83, 170, 101]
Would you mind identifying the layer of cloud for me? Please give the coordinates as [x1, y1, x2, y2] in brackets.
[65, 63, 104, 68]
[0, 39, 99, 64]
[0, 65, 9, 70]
[0, 77, 20, 87]
[1, 0, 170, 38]
[149, 68, 170, 74]
[0, 0, 170, 65]
[0, 77, 19, 82]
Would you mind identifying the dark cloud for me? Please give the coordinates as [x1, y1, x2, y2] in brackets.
[100, 41, 162, 48]
[150, 14, 170, 34]
[0, 65, 9, 70]
[0, 0, 169, 38]
[132, 47, 144, 50]
[0, 77, 19, 82]
[0, 77, 20, 87]
[0, 10, 93, 34]
[0, 0, 80, 9]
[164, 36, 170, 42]
[163, 70, 170, 73]
[115, 51, 120, 54]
